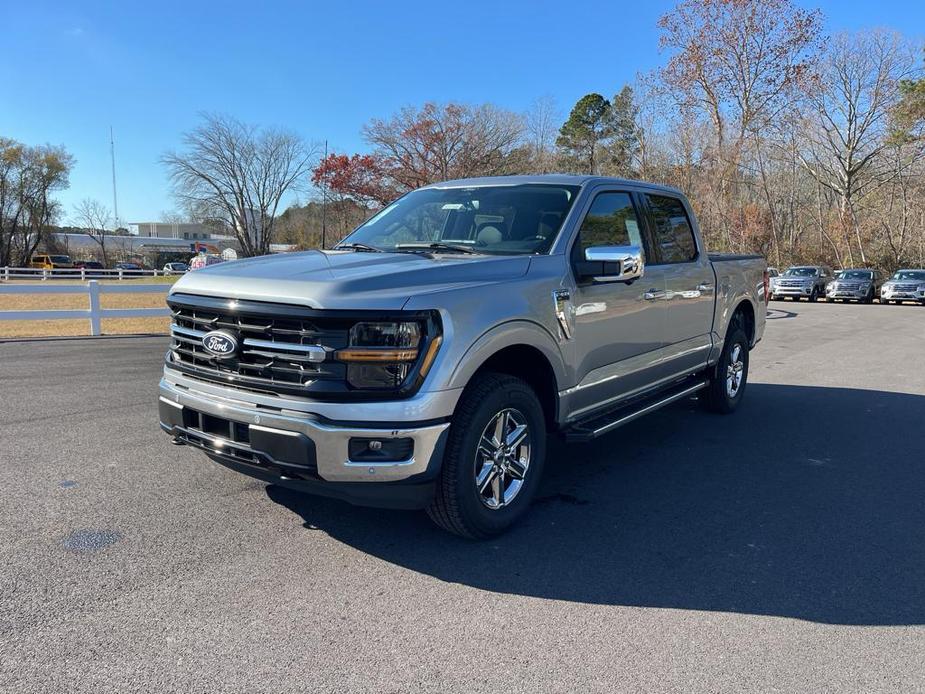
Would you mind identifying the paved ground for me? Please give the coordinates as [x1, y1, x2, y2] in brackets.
[1, 301, 924, 693]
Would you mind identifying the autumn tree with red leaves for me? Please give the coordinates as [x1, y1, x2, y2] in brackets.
[311, 154, 395, 208]
[313, 102, 526, 210]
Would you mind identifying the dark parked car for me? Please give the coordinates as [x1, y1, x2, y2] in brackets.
[74, 260, 106, 276]
[825, 268, 883, 304]
[115, 262, 146, 277]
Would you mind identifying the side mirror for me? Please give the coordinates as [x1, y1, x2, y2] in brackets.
[575, 245, 644, 283]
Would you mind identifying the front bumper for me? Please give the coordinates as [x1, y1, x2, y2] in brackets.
[158, 377, 451, 504]
[826, 288, 870, 300]
[881, 289, 925, 302]
[771, 286, 813, 297]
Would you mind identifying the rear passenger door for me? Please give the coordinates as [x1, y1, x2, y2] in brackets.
[642, 193, 714, 375]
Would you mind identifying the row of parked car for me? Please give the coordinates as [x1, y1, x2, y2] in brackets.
[768, 266, 925, 305]
[27, 254, 189, 275]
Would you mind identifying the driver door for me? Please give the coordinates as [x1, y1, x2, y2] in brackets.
[564, 188, 671, 418]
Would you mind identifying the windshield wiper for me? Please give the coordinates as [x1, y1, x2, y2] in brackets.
[395, 242, 477, 255]
[335, 242, 383, 253]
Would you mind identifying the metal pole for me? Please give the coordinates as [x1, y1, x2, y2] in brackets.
[321, 139, 328, 250]
[110, 126, 120, 230]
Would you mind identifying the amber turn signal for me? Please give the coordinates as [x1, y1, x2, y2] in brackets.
[335, 348, 420, 362]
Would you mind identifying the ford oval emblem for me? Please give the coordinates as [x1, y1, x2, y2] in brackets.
[201, 330, 239, 359]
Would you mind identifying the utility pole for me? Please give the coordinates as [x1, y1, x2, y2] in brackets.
[321, 139, 328, 250]
[110, 126, 120, 230]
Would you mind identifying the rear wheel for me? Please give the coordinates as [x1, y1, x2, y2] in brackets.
[427, 373, 546, 539]
[700, 317, 749, 414]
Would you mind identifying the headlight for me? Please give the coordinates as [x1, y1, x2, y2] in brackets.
[826, 282, 834, 291]
[859, 284, 870, 291]
[336, 320, 442, 391]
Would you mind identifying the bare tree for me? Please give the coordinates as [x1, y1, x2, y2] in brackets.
[162, 114, 319, 257]
[658, 0, 822, 151]
[73, 198, 113, 266]
[525, 95, 561, 173]
[798, 31, 922, 265]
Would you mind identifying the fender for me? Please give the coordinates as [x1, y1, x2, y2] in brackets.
[447, 319, 567, 394]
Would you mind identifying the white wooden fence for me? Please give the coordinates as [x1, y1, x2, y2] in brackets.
[0, 280, 171, 336]
[1, 266, 173, 281]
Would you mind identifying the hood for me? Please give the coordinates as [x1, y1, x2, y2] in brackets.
[168, 250, 532, 310]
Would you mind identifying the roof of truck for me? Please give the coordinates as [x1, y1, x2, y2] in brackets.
[421, 174, 683, 195]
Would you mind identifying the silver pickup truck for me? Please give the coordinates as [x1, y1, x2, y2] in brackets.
[158, 175, 767, 537]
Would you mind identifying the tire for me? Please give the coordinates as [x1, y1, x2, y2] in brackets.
[825, 297, 834, 303]
[700, 317, 749, 415]
[427, 373, 546, 539]
[809, 287, 820, 302]
[862, 289, 874, 304]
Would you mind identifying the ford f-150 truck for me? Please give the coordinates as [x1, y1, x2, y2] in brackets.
[158, 175, 767, 538]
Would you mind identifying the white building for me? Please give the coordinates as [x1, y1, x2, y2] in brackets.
[129, 222, 233, 241]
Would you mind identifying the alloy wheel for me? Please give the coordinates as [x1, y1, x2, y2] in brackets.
[474, 408, 532, 510]
[726, 344, 745, 398]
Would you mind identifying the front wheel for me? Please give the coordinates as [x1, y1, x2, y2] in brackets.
[427, 373, 546, 539]
[700, 320, 749, 414]
[809, 287, 820, 302]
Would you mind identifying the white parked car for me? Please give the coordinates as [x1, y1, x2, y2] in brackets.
[163, 262, 189, 275]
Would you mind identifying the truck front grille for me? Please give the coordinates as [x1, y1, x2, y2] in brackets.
[892, 283, 919, 292]
[167, 293, 350, 398]
[777, 279, 806, 288]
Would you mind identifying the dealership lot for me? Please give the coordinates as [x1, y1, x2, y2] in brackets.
[1, 302, 924, 693]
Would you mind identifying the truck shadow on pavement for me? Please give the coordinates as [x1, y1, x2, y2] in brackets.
[267, 383, 925, 626]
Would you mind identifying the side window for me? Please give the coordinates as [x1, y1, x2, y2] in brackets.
[575, 192, 642, 258]
[645, 194, 697, 263]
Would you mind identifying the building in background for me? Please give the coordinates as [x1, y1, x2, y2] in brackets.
[128, 222, 234, 241]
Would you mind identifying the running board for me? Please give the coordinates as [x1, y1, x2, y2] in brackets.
[564, 377, 709, 442]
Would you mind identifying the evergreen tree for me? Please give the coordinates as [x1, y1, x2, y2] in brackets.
[556, 94, 612, 174]
[607, 85, 641, 177]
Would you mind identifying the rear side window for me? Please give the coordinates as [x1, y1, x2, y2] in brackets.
[575, 192, 642, 257]
[646, 194, 697, 263]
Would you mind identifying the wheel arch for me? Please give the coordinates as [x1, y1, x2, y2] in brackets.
[732, 297, 757, 346]
[449, 321, 565, 430]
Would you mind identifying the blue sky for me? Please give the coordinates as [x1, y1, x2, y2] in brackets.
[1, 0, 923, 223]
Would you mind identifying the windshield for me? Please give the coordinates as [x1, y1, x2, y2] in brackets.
[836, 270, 872, 280]
[50, 255, 71, 264]
[892, 270, 925, 281]
[783, 267, 817, 277]
[340, 184, 580, 255]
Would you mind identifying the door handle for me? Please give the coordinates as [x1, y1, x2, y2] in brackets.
[643, 289, 666, 301]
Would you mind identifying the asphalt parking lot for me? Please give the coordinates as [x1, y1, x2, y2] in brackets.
[1, 301, 924, 693]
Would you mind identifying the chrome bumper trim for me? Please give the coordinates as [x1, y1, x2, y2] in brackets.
[159, 378, 449, 482]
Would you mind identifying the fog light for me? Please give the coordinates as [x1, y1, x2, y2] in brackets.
[348, 437, 413, 462]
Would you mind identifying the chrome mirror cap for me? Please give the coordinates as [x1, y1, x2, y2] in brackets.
[583, 245, 644, 283]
